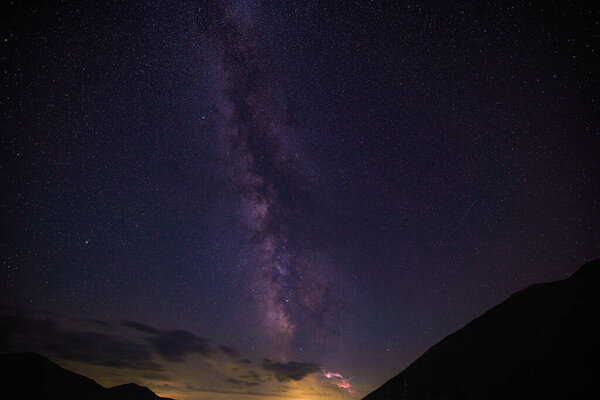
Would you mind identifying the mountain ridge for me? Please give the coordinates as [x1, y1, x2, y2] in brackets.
[1, 352, 173, 400]
[363, 259, 599, 400]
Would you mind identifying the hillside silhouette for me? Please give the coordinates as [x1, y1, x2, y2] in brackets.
[363, 259, 599, 400]
[1, 352, 172, 400]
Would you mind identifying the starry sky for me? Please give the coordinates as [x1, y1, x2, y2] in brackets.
[1, 1, 599, 399]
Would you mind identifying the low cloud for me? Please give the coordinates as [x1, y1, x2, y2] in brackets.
[1, 306, 329, 397]
[122, 321, 214, 362]
[218, 344, 240, 358]
[122, 321, 160, 334]
[0, 312, 161, 371]
[0, 308, 215, 371]
[226, 377, 259, 387]
[239, 369, 264, 383]
[261, 359, 321, 382]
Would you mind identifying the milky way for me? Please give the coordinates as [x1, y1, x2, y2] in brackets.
[201, 2, 341, 349]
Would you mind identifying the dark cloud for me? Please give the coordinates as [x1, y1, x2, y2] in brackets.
[1, 307, 322, 390]
[47, 330, 161, 371]
[1, 309, 215, 371]
[0, 312, 55, 340]
[141, 372, 172, 381]
[85, 319, 113, 328]
[218, 344, 240, 358]
[191, 387, 286, 397]
[226, 378, 259, 387]
[239, 369, 265, 383]
[122, 321, 161, 334]
[123, 321, 214, 362]
[146, 329, 213, 362]
[0, 312, 161, 371]
[261, 359, 321, 382]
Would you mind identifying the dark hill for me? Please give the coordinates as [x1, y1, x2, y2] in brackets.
[1, 352, 173, 400]
[363, 259, 599, 400]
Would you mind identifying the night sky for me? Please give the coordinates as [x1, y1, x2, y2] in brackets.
[1, 1, 599, 399]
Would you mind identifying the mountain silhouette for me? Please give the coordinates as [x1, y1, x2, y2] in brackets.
[1, 352, 173, 400]
[363, 259, 599, 400]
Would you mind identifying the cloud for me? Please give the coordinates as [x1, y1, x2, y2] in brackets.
[1, 307, 343, 400]
[0, 312, 55, 339]
[122, 321, 160, 334]
[123, 321, 214, 362]
[0, 307, 335, 399]
[261, 359, 321, 382]
[0, 312, 161, 371]
[218, 344, 240, 358]
[226, 378, 259, 387]
[47, 330, 161, 370]
[1, 309, 215, 371]
[140, 371, 172, 381]
[239, 369, 264, 382]
[189, 386, 287, 397]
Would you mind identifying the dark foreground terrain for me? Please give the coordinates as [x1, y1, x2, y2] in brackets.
[363, 259, 599, 400]
[1, 352, 172, 400]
